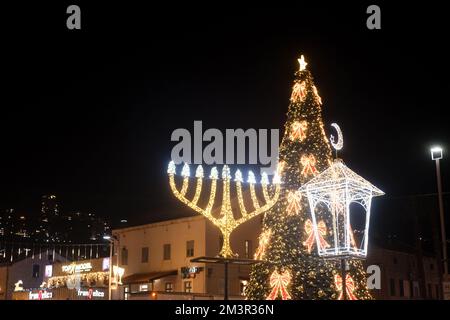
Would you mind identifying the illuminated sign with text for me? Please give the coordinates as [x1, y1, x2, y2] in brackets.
[62, 262, 92, 274]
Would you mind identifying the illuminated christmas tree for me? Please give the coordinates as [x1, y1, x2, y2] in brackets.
[246, 56, 372, 300]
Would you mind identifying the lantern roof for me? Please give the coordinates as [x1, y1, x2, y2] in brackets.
[299, 158, 385, 197]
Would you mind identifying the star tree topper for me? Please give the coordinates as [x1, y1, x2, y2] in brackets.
[298, 55, 308, 71]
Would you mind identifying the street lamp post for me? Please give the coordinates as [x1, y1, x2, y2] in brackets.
[104, 235, 118, 301]
[431, 146, 448, 276]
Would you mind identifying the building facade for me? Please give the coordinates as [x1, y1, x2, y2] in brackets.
[113, 215, 262, 300]
[1, 256, 114, 300]
[0, 252, 67, 300]
[365, 244, 441, 300]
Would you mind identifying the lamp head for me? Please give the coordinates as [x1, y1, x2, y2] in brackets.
[431, 146, 443, 160]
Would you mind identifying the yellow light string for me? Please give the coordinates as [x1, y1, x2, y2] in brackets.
[168, 162, 280, 258]
[235, 178, 247, 215]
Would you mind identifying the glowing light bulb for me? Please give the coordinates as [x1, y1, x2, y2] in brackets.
[222, 165, 231, 180]
[181, 163, 190, 177]
[234, 169, 243, 182]
[167, 161, 176, 174]
[261, 172, 269, 185]
[195, 165, 204, 178]
[210, 167, 218, 179]
[248, 171, 256, 184]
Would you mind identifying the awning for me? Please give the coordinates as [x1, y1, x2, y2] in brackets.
[122, 270, 178, 285]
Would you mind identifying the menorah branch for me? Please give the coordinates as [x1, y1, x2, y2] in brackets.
[168, 162, 281, 258]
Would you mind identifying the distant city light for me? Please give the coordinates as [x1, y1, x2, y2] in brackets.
[103, 235, 111, 240]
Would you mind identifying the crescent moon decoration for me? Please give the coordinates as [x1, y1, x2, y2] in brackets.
[330, 123, 344, 151]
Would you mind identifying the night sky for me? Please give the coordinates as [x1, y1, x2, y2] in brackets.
[2, 2, 449, 238]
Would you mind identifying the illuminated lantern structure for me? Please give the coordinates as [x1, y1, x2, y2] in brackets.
[299, 158, 384, 258]
[299, 123, 384, 299]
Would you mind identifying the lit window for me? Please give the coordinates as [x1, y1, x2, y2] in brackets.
[139, 284, 149, 292]
[184, 281, 192, 293]
[244, 240, 252, 259]
[165, 282, 174, 293]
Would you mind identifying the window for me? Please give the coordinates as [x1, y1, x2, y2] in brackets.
[430, 263, 434, 270]
[428, 284, 432, 299]
[186, 240, 194, 257]
[139, 284, 149, 292]
[393, 257, 398, 264]
[245, 240, 252, 259]
[207, 268, 213, 278]
[435, 284, 440, 299]
[389, 278, 396, 296]
[408, 281, 413, 298]
[121, 248, 128, 265]
[414, 286, 419, 298]
[124, 287, 129, 301]
[141, 247, 149, 263]
[165, 282, 174, 293]
[240, 280, 248, 296]
[399, 279, 404, 297]
[184, 281, 192, 293]
[32, 264, 40, 278]
[163, 244, 171, 260]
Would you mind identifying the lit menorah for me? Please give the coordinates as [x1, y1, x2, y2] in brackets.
[168, 161, 281, 258]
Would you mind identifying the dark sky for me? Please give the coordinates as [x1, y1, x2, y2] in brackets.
[1, 2, 449, 233]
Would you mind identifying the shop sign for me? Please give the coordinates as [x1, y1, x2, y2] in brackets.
[29, 290, 52, 300]
[181, 266, 203, 279]
[45, 265, 53, 277]
[102, 258, 110, 271]
[77, 288, 105, 299]
[62, 262, 92, 274]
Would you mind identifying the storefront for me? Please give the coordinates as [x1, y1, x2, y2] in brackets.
[12, 258, 112, 300]
[120, 270, 178, 300]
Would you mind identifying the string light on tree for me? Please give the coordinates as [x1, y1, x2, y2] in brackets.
[266, 269, 292, 300]
[291, 81, 307, 103]
[303, 219, 330, 253]
[254, 229, 272, 260]
[286, 191, 302, 215]
[246, 54, 377, 300]
[334, 274, 358, 300]
[289, 121, 308, 141]
[300, 154, 318, 177]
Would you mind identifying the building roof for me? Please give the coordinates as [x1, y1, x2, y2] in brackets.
[122, 270, 178, 285]
[113, 215, 206, 234]
[299, 158, 385, 196]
